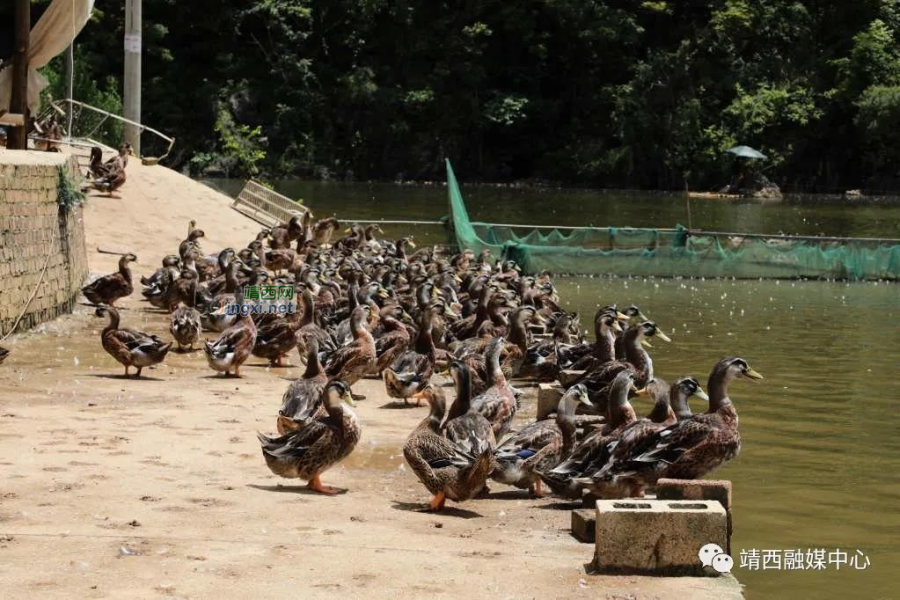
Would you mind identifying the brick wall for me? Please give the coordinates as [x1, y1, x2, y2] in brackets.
[0, 152, 88, 335]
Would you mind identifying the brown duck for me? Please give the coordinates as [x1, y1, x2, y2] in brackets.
[324, 305, 376, 394]
[203, 312, 258, 377]
[258, 380, 361, 495]
[403, 383, 493, 511]
[81, 253, 137, 307]
[584, 358, 762, 494]
[277, 337, 329, 435]
[95, 306, 172, 378]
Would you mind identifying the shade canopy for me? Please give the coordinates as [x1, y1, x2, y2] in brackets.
[727, 145, 767, 160]
[0, 0, 95, 113]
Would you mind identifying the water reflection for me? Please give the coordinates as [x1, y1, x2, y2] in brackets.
[205, 179, 900, 240]
[553, 277, 899, 599]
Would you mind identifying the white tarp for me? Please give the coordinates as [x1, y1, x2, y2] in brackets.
[0, 0, 95, 114]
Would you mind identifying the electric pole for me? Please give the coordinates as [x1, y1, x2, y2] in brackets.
[8, 0, 30, 150]
[123, 0, 142, 155]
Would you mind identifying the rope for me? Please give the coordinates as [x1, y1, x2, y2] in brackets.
[0, 227, 58, 342]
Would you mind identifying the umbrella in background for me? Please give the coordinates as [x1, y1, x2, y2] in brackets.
[727, 145, 767, 160]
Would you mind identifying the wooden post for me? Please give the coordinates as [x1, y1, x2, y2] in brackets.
[8, 0, 30, 150]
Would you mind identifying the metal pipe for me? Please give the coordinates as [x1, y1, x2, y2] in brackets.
[345, 219, 446, 226]
[686, 229, 900, 244]
[471, 221, 680, 232]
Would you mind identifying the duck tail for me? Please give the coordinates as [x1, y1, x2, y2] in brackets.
[256, 431, 278, 456]
[465, 447, 494, 493]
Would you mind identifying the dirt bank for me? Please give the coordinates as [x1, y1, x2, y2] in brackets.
[0, 158, 741, 599]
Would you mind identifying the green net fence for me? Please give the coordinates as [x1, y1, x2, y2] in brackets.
[447, 160, 900, 280]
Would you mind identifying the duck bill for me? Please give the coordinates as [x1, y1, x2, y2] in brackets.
[579, 394, 593, 407]
[641, 339, 653, 349]
[616, 311, 630, 321]
[611, 320, 623, 332]
[694, 388, 710, 401]
[656, 331, 672, 343]
[744, 368, 764, 381]
[408, 240, 417, 249]
[634, 386, 648, 396]
[341, 392, 356, 407]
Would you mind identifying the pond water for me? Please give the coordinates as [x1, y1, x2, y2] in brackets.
[205, 178, 899, 599]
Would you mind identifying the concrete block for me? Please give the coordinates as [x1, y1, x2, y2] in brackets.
[595, 499, 727, 575]
[571, 509, 595, 543]
[537, 383, 564, 420]
[558, 369, 586, 387]
[656, 479, 732, 510]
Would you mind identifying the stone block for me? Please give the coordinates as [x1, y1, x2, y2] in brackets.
[558, 369, 586, 387]
[594, 499, 727, 575]
[537, 382, 564, 420]
[656, 479, 732, 510]
[571, 509, 595, 543]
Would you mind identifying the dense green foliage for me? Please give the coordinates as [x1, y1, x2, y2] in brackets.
[30, 1, 900, 189]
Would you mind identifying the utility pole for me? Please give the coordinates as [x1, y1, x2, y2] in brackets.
[65, 44, 74, 139]
[8, 0, 30, 150]
[123, 0, 142, 155]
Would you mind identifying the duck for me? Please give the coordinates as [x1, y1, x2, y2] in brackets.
[258, 380, 361, 495]
[252, 310, 302, 367]
[584, 377, 709, 497]
[372, 308, 411, 375]
[87, 146, 112, 179]
[403, 383, 494, 511]
[574, 320, 671, 411]
[269, 215, 305, 249]
[442, 360, 496, 456]
[277, 337, 329, 435]
[491, 384, 592, 496]
[383, 308, 437, 404]
[95, 306, 172, 378]
[200, 259, 244, 331]
[81, 253, 137, 307]
[203, 312, 258, 377]
[90, 144, 131, 196]
[614, 305, 648, 360]
[179, 229, 205, 260]
[472, 337, 518, 438]
[141, 254, 181, 291]
[583, 357, 761, 494]
[324, 305, 376, 394]
[538, 369, 639, 499]
[160, 268, 200, 313]
[295, 287, 334, 355]
[169, 306, 201, 351]
[313, 217, 341, 247]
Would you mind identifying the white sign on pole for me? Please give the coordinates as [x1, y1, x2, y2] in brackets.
[124, 34, 142, 54]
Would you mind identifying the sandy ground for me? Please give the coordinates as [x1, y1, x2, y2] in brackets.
[0, 157, 741, 599]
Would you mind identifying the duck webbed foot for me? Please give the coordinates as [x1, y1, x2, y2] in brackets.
[307, 474, 341, 495]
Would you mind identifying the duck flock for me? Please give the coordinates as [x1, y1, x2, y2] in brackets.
[79, 211, 763, 510]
